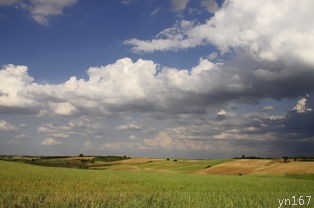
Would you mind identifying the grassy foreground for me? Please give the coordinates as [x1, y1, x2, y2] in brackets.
[0, 160, 313, 208]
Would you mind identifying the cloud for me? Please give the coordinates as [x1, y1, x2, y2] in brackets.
[0, 0, 77, 24]
[0, 64, 39, 114]
[100, 141, 144, 151]
[0, 120, 18, 132]
[2, 0, 314, 118]
[293, 97, 312, 113]
[283, 96, 314, 138]
[48, 102, 77, 116]
[217, 109, 227, 116]
[28, 0, 77, 24]
[144, 131, 175, 148]
[200, 0, 219, 13]
[125, 20, 200, 52]
[262, 106, 274, 112]
[124, 0, 314, 106]
[129, 134, 136, 140]
[41, 137, 61, 145]
[171, 0, 189, 11]
[116, 123, 143, 130]
[140, 101, 314, 156]
[126, 0, 314, 67]
[216, 109, 227, 120]
[1, 1, 314, 158]
[1, 54, 314, 118]
[0, 58, 221, 116]
[84, 140, 91, 147]
[0, 0, 18, 5]
[121, 0, 136, 6]
[150, 7, 160, 16]
[9, 133, 30, 144]
[51, 133, 69, 138]
[37, 116, 106, 140]
[143, 130, 215, 151]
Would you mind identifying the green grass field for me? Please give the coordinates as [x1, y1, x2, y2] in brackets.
[1, 160, 313, 208]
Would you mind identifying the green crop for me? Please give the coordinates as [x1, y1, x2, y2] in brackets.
[0, 160, 313, 207]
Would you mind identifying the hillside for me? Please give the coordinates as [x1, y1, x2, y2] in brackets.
[1, 160, 313, 207]
[197, 159, 314, 175]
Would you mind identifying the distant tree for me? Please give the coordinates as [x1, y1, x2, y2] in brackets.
[242, 155, 245, 159]
[166, 158, 170, 161]
[79, 154, 84, 157]
[173, 159, 177, 162]
[283, 156, 289, 163]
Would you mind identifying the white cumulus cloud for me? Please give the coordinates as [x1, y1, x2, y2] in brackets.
[116, 123, 143, 130]
[293, 97, 312, 113]
[48, 102, 77, 116]
[0, 120, 18, 131]
[41, 137, 61, 145]
[1, 54, 313, 117]
[0, 64, 38, 111]
[126, 0, 314, 67]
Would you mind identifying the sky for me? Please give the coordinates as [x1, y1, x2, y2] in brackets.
[0, 0, 313, 158]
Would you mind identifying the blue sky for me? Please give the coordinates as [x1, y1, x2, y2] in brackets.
[0, 0, 218, 82]
[0, 0, 313, 158]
